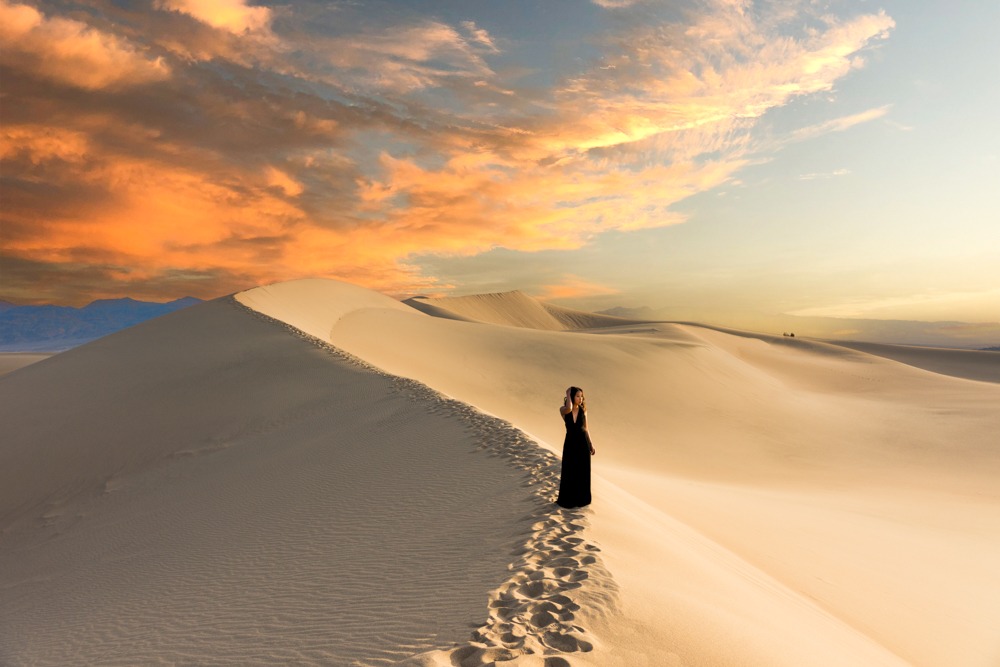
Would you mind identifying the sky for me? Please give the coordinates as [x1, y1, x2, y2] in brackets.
[2, 0, 998, 342]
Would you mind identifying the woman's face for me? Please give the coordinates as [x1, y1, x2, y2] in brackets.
[572, 390, 584, 406]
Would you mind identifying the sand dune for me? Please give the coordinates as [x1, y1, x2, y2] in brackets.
[826, 339, 1000, 384]
[0, 297, 604, 665]
[242, 279, 1000, 666]
[4, 278, 999, 666]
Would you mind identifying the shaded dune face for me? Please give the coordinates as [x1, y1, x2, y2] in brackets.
[0, 298, 555, 665]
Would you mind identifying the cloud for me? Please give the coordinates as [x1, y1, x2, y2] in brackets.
[788, 288, 1000, 323]
[0, 0, 170, 90]
[348, 0, 894, 248]
[797, 168, 850, 181]
[534, 277, 620, 300]
[306, 20, 500, 93]
[591, 0, 643, 8]
[461, 21, 499, 53]
[545, 7, 894, 158]
[265, 167, 305, 197]
[155, 0, 272, 35]
[0, 0, 897, 304]
[792, 105, 892, 142]
[1, 125, 90, 165]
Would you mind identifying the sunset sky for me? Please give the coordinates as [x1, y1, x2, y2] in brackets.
[2, 0, 998, 333]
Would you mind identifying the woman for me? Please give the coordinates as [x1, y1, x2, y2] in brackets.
[556, 386, 596, 508]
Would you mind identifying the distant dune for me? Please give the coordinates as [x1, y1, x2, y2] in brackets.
[3, 278, 999, 666]
[604, 305, 1000, 350]
[824, 339, 1000, 384]
[669, 322, 1000, 385]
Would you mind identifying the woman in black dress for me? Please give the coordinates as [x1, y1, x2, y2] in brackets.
[556, 386, 596, 508]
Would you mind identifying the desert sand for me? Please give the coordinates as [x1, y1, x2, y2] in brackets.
[3, 278, 999, 666]
[0, 353, 52, 376]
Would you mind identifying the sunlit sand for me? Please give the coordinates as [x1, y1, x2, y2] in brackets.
[2, 278, 998, 666]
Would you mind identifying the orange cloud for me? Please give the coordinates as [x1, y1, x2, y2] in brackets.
[0, 1, 897, 305]
[534, 277, 620, 301]
[265, 167, 304, 197]
[155, 0, 272, 35]
[1, 125, 90, 165]
[0, 0, 169, 90]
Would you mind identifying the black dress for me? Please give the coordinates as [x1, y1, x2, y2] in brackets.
[556, 409, 591, 508]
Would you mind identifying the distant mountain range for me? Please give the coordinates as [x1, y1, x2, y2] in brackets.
[0, 297, 202, 352]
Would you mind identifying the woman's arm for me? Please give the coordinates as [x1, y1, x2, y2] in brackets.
[559, 387, 573, 415]
[581, 413, 596, 455]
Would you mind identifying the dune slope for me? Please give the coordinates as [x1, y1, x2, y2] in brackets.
[0, 296, 556, 665]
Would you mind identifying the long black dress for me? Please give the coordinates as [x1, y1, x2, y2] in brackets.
[556, 409, 591, 508]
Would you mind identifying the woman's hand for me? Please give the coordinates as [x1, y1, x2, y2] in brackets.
[590, 445, 596, 456]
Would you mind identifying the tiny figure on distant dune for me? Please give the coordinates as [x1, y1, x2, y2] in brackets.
[556, 386, 596, 508]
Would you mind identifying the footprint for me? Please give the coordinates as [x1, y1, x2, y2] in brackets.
[541, 631, 593, 653]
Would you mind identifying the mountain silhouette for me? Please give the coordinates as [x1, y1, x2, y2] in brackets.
[0, 297, 202, 351]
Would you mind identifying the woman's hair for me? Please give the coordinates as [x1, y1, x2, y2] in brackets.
[569, 386, 586, 413]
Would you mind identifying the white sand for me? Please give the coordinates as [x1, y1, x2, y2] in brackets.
[4, 277, 999, 666]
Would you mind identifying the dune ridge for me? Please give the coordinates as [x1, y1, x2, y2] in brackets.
[405, 291, 647, 331]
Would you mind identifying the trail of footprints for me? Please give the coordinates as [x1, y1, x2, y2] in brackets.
[414, 402, 618, 666]
[233, 299, 619, 665]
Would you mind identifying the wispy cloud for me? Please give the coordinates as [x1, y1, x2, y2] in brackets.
[798, 168, 851, 181]
[591, 0, 643, 8]
[0, 0, 895, 303]
[792, 105, 892, 142]
[788, 288, 1000, 323]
